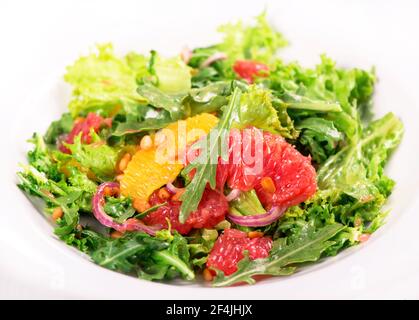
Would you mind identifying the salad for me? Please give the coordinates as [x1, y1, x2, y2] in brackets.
[17, 13, 403, 286]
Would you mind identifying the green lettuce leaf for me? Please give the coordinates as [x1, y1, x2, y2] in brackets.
[318, 112, 403, 201]
[17, 133, 100, 235]
[26, 133, 63, 181]
[268, 55, 376, 145]
[65, 132, 118, 181]
[296, 117, 344, 163]
[17, 163, 82, 236]
[231, 85, 295, 137]
[153, 56, 191, 94]
[217, 12, 287, 67]
[44, 113, 74, 145]
[65, 43, 147, 117]
[189, 12, 287, 86]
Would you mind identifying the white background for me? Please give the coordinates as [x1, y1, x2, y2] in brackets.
[1, 0, 419, 299]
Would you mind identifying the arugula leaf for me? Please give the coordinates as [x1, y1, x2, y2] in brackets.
[212, 223, 344, 286]
[147, 50, 158, 82]
[296, 117, 344, 163]
[317, 112, 403, 201]
[191, 63, 227, 88]
[113, 115, 173, 137]
[179, 87, 242, 222]
[182, 81, 231, 116]
[279, 91, 342, 112]
[151, 233, 195, 280]
[112, 103, 173, 137]
[59, 230, 90, 253]
[133, 202, 167, 219]
[90, 231, 194, 281]
[91, 232, 168, 273]
[103, 196, 136, 223]
[137, 83, 184, 120]
[187, 82, 231, 103]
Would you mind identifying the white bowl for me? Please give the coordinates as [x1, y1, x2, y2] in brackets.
[1, 0, 419, 299]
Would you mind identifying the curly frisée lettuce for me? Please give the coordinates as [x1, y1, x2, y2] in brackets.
[17, 12, 403, 286]
[65, 132, 118, 181]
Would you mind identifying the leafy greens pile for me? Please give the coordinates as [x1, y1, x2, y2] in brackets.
[17, 13, 403, 286]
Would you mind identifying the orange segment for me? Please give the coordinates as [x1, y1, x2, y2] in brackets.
[121, 148, 183, 201]
[160, 112, 220, 153]
[120, 113, 219, 201]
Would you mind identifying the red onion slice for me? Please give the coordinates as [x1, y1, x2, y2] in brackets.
[227, 206, 287, 227]
[92, 182, 162, 236]
[166, 182, 183, 194]
[180, 47, 193, 64]
[200, 52, 227, 68]
[225, 189, 241, 202]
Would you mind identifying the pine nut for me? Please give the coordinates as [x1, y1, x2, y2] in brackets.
[133, 198, 151, 212]
[158, 188, 171, 200]
[261, 177, 276, 193]
[154, 131, 167, 147]
[248, 231, 264, 239]
[203, 268, 214, 282]
[172, 189, 185, 202]
[110, 230, 123, 239]
[118, 153, 131, 172]
[359, 233, 370, 243]
[140, 135, 153, 150]
[104, 187, 113, 197]
[52, 207, 63, 221]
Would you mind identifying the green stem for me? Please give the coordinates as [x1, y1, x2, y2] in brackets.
[286, 101, 342, 112]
